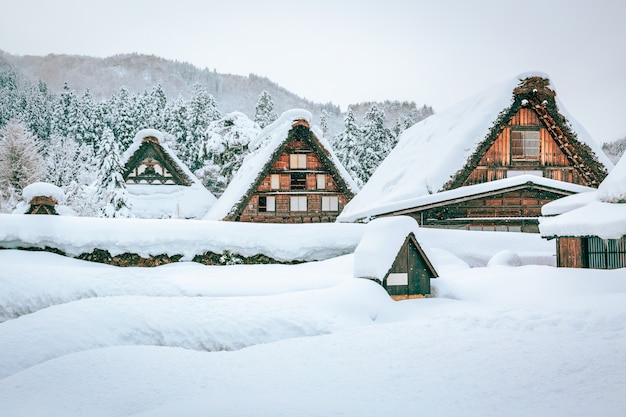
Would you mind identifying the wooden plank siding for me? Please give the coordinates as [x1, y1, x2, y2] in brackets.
[556, 237, 585, 268]
[463, 108, 586, 187]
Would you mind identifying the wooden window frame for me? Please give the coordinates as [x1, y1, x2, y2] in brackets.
[321, 195, 339, 211]
[290, 196, 307, 212]
[511, 128, 540, 160]
[289, 154, 307, 169]
[270, 174, 280, 190]
[316, 174, 326, 190]
[258, 196, 276, 212]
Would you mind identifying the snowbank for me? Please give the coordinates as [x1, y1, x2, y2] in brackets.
[1, 250, 625, 417]
[0, 214, 365, 262]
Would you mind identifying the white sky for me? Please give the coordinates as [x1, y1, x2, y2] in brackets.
[1, 0, 625, 141]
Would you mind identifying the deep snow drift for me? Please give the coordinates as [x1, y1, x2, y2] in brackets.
[1, 225, 625, 416]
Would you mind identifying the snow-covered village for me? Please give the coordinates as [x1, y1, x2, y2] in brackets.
[1, 1, 626, 416]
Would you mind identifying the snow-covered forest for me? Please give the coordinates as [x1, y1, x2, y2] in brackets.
[0, 55, 433, 215]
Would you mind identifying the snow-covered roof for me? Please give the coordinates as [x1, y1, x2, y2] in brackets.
[339, 73, 612, 223]
[540, 154, 626, 239]
[353, 216, 421, 280]
[597, 149, 626, 203]
[22, 182, 66, 204]
[339, 174, 594, 222]
[122, 129, 217, 219]
[204, 109, 359, 221]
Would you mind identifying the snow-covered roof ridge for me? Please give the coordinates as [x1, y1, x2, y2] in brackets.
[339, 73, 612, 222]
[353, 216, 420, 280]
[248, 109, 312, 151]
[204, 109, 358, 221]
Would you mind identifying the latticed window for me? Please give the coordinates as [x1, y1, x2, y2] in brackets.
[585, 236, 626, 269]
[290, 172, 306, 190]
[511, 129, 540, 159]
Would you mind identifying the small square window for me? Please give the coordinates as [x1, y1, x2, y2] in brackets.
[511, 129, 540, 159]
[289, 154, 307, 169]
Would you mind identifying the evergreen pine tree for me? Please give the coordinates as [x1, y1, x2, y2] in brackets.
[196, 112, 259, 196]
[95, 127, 130, 218]
[361, 104, 394, 181]
[334, 108, 364, 187]
[0, 67, 20, 127]
[254, 91, 277, 128]
[184, 84, 222, 171]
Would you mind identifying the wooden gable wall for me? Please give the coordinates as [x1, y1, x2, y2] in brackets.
[123, 138, 192, 186]
[463, 107, 586, 186]
[234, 123, 353, 223]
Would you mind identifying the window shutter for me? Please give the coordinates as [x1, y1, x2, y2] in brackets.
[267, 196, 276, 212]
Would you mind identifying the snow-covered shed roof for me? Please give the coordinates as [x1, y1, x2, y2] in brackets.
[338, 72, 612, 223]
[353, 216, 436, 281]
[12, 182, 77, 216]
[339, 174, 594, 223]
[122, 129, 217, 219]
[540, 154, 626, 239]
[204, 109, 360, 221]
[22, 182, 66, 204]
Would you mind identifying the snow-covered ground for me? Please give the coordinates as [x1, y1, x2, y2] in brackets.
[1, 226, 625, 417]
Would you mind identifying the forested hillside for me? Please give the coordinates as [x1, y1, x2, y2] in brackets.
[0, 50, 434, 216]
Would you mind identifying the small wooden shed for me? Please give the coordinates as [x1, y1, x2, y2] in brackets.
[21, 182, 66, 215]
[540, 153, 626, 269]
[354, 216, 438, 300]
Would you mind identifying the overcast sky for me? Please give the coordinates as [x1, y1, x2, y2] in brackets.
[1, 0, 625, 142]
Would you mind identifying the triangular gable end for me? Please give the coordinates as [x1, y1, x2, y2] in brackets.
[123, 136, 193, 186]
[443, 76, 609, 191]
[386, 233, 438, 280]
[384, 232, 438, 298]
[225, 119, 356, 222]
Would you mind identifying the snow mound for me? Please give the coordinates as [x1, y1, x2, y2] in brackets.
[22, 182, 66, 203]
[488, 250, 523, 267]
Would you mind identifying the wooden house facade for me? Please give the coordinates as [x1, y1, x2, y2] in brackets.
[205, 110, 358, 223]
[120, 129, 217, 219]
[378, 176, 593, 233]
[354, 216, 438, 300]
[338, 74, 612, 230]
[123, 135, 193, 186]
